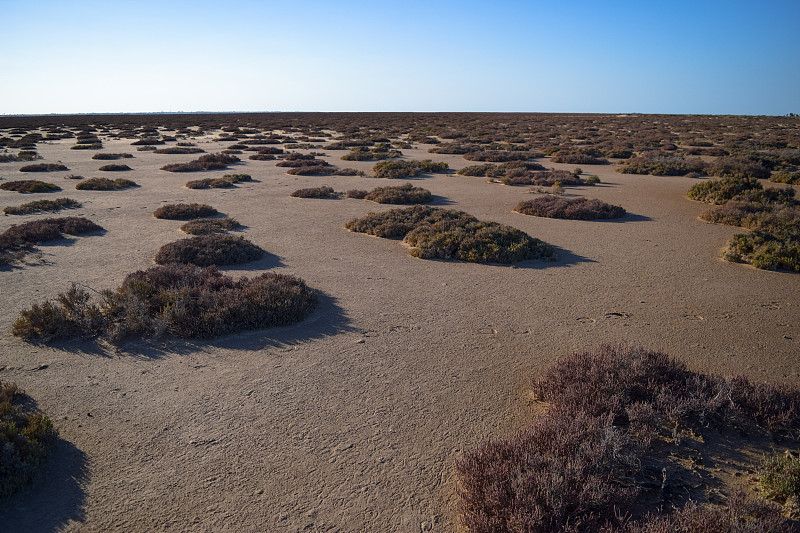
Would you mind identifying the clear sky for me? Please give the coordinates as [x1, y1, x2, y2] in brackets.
[1, 0, 798, 115]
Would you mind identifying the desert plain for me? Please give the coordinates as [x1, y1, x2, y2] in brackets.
[0, 112, 798, 532]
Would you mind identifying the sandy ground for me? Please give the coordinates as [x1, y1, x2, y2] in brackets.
[0, 133, 798, 532]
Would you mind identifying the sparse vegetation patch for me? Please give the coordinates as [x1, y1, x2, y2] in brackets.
[179, 217, 241, 235]
[19, 163, 68, 172]
[75, 177, 137, 190]
[515, 196, 626, 220]
[153, 203, 218, 220]
[4, 198, 81, 215]
[1, 180, 61, 193]
[154, 235, 264, 266]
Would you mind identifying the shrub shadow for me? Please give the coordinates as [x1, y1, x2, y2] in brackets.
[605, 212, 652, 223]
[0, 438, 88, 532]
[512, 245, 597, 269]
[428, 195, 455, 206]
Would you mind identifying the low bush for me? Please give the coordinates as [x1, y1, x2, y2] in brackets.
[515, 196, 626, 220]
[248, 153, 275, 161]
[687, 176, 763, 205]
[69, 143, 102, 150]
[98, 164, 132, 171]
[4, 198, 81, 215]
[185, 174, 251, 189]
[154, 234, 264, 266]
[346, 205, 554, 263]
[75, 177, 137, 190]
[500, 170, 583, 187]
[458, 161, 547, 178]
[161, 153, 240, 172]
[153, 203, 218, 220]
[179, 217, 241, 235]
[0, 381, 58, 498]
[771, 171, 800, 185]
[286, 165, 335, 176]
[364, 183, 433, 204]
[551, 152, 608, 165]
[12, 264, 317, 341]
[585, 175, 601, 185]
[131, 138, 165, 145]
[152, 147, 205, 154]
[0, 180, 62, 193]
[0, 150, 42, 162]
[290, 186, 338, 198]
[341, 144, 402, 161]
[345, 189, 368, 199]
[136, 145, 157, 152]
[19, 163, 68, 172]
[463, 150, 531, 162]
[759, 451, 800, 514]
[0, 216, 103, 265]
[92, 153, 133, 160]
[618, 153, 706, 176]
[373, 159, 448, 179]
[707, 157, 771, 180]
[456, 344, 800, 532]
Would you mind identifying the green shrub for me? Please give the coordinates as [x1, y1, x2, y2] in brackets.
[687, 176, 762, 204]
[75, 177, 137, 190]
[759, 451, 800, 513]
[153, 203, 218, 220]
[179, 217, 241, 235]
[3, 198, 81, 215]
[585, 175, 601, 185]
[346, 205, 554, 263]
[12, 264, 317, 341]
[0, 381, 58, 498]
[364, 183, 433, 204]
[515, 196, 626, 220]
[771, 171, 800, 185]
[0, 180, 62, 193]
[154, 234, 264, 266]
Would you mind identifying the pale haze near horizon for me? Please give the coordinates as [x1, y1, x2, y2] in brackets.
[1, 0, 798, 116]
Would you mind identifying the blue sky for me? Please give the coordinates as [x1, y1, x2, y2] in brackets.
[1, 0, 798, 115]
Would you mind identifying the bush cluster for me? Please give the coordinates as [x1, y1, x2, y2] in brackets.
[154, 234, 264, 266]
[457, 161, 547, 178]
[161, 153, 240, 172]
[0, 381, 58, 498]
[346, 205, 553, 263]
[0, 150, 42, 162]
[689, 177, 799, 271]
[341, 144, 402, 161]
[3, 197, 81, 215]
[18, 163, 69, 172]
[75, 177, 137, 190]
[152, 147, 205, 154]
[770, 171, 800, 185]
[515, 196, 626, 220]
[185, 174, 251, 189]
[500, 170, 583, 187]
[12, 264, 317, 341]
[98, 164, 132, 171]
[0, 180, 62, 193]
[618, 153, 705, 176]
[463, 150, 532, 162]
[551, 152, 609, 165]
[456, 344, 800, 532]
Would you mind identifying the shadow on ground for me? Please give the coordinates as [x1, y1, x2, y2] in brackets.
[0, 439, 88, 533]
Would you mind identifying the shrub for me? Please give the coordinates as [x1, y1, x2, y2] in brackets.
[551, 153, 608, 165]
[0, 150, 42, 162]
[4, 198, 81, 215]
[286, 165, 336, 176]
[345, 189, 368, 199]
[515, 196, 626, 220]
[152, 147, 205, 154]
[759, 451, 800, 513]
[346, 205, 554, 263]
[364, 183, 433, 204]
[341, 145, 402, 161]
[618, 153, 705, 176]
[179, 217, 241, 235]
[585, 175, 601, 185]
[687, 176, 763, 205]
[12, 264, 317, 341]
[500, 170, 583, 187]
[248, 153, 276, 161]
[463, 150, 531, 162]
[153, 203, 218, 220]
[154, 235, 264, 266]
[0, 381, 58, 498]
[290, 186, 338, 199]
[75, 177, 137, 190]
[131, 138, 165, 145]
[92, 153, 133, 160]
[69, 143, 102, 150]
[771, 171, 800, 185]
[0, 180, 61, 193]
[98, 164, 132, 171]
[707, 157, 771, 180]
[185, 174, 252, 189]
[0, 216, 103, 265]
[373, 159, 448, 179]
[161, 153, 240, 172]
[136, 145, 157, 152]
[18, 163, 69, 172]
[456, 345, 800, 532]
